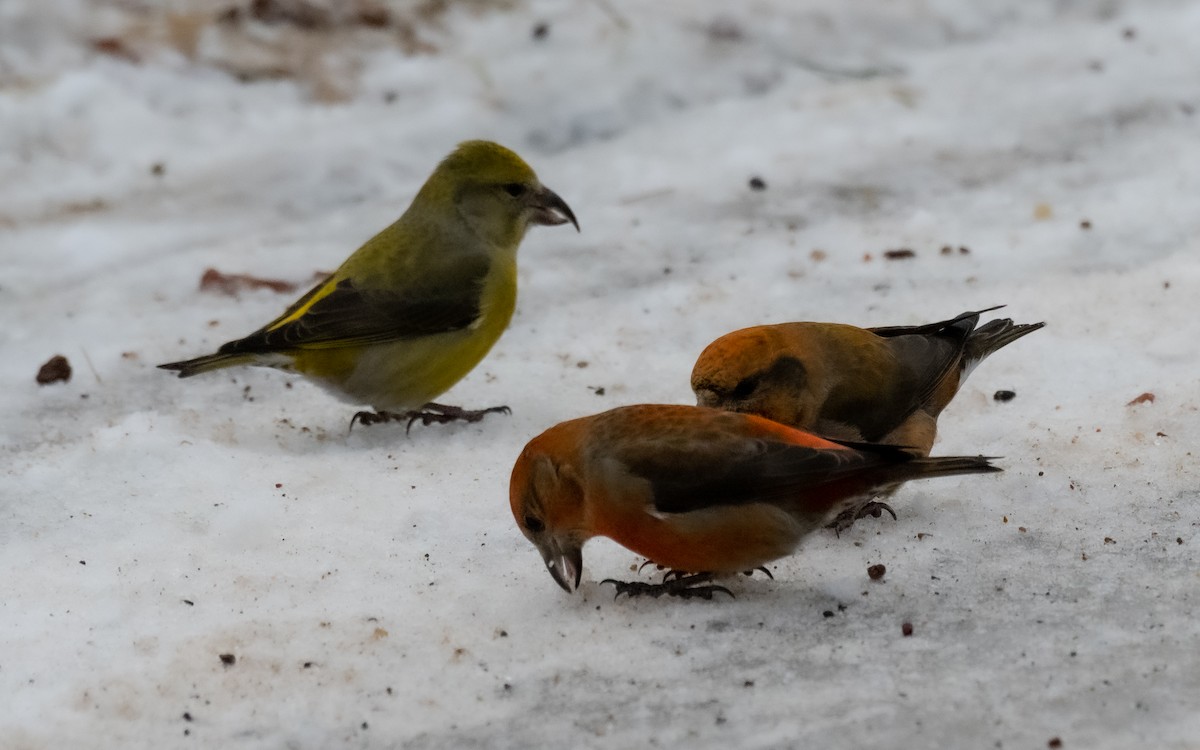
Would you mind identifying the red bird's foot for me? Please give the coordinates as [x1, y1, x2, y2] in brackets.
[637, 559, 667, 575]
[602, 572, 734, 600]
[742, 566, 774, 579]
[349, 403, 511, 433]
[666, 566, 771, 580]
[827, 500, 898, 535]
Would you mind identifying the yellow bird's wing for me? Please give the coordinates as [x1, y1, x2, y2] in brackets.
[217, 256, 489, 354]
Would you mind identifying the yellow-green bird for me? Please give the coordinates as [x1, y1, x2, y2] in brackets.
[159, 140, 578, 429]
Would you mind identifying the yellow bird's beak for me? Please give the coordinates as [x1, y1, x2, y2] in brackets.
[529, 185, 579, 232]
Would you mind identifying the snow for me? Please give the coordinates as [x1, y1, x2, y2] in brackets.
[2, 1, 1199, 747]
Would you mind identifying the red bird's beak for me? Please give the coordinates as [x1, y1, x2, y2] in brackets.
[537, 536, 583, 593]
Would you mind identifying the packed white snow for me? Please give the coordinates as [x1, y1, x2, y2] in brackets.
[2, 1, 1198, 748]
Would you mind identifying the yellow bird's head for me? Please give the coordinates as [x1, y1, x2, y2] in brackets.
[417, 140, 578, 249]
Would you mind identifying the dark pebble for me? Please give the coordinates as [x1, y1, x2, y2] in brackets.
[37, 355, 72, 385]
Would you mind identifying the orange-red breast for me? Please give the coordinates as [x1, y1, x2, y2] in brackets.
[691, 307, 1043, 456]
[509, 404, 999, 594]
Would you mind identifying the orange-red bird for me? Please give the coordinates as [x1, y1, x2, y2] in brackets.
[509, 404, 999, 595]
[691, 307, 1043, 456]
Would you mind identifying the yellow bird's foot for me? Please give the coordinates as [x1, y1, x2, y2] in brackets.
[349, 403, 511, 433]
[826, 500, 898, 535]
[407, 402, 512, 433]
[602, 572, 734, 601]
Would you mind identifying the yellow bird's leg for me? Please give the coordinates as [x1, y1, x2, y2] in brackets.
[348, 402, 511, 433]
[406, 402, 512, 431]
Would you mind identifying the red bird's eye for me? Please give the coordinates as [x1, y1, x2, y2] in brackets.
[524, 514, 544, 533]
[731, 376, 759, 399]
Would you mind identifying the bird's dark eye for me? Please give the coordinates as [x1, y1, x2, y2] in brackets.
[524, 514, 544, 533]
[502, 183, 527, 198]
[731, 376, 759, 400]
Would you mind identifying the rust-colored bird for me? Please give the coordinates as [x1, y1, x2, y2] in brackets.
[691, 307, 1043, 456]
[509, 404, 999, 598]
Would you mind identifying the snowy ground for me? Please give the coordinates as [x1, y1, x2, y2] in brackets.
[2, 1, 1199, 747]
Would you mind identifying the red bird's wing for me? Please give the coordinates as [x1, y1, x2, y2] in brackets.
[640, 444, 876, 515]
[608, 414, 891, 515]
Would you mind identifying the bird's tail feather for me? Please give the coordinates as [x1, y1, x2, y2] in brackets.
[964, 319, 1044, 370]
[158, 352, 256, 378]
[903, 455, 1002, 480]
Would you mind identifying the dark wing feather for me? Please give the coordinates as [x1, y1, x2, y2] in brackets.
[862, 308, 992, 419]
[867, 306, 1001, 339]
[218, 271, 486, 355]
[623, 438, 880, 515]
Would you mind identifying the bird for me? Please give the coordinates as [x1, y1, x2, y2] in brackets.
[690, 307, 1038, 529]
[690, 307, 1043, 455]
[509, 404, 1000, 598]
[159, 140, 578, 430]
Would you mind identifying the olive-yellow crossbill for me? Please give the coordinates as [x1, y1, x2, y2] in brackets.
[691, 308, 1043, 455]
[509, 404, 999, 596]
[159, 140, 578, 428]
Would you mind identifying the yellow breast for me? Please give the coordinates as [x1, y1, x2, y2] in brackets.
[290, 253, 518, 410]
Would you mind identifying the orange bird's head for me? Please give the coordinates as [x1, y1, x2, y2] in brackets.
[509, 429, 590, 593]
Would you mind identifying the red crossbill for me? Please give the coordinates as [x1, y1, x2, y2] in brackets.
[691, 307, 1043, 455]
[509, 404, 999, 597]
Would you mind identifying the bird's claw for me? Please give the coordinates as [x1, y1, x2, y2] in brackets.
[349, 409, 393, 430]
[403, 403, 511, 434]
[857, 501, 897, 521]
[601, 573, 734, 601]
[348, 403, 511, 433]
[637, 559, 666, 574]
[827, 500, 897, 535]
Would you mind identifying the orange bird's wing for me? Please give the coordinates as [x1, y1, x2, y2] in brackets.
[864, 308, 992, 415]
[634, 442, 877, 515]
[601, 410, 886, 515]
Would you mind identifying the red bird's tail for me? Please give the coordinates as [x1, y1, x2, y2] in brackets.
[901, 454, 1002, 480]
